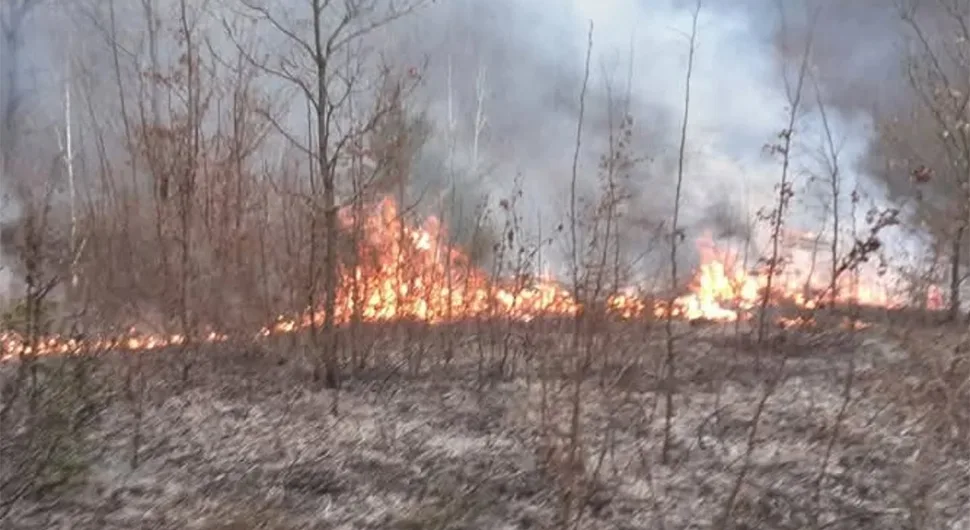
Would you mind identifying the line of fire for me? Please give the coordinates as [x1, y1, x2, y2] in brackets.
[0, 196, 943, 359]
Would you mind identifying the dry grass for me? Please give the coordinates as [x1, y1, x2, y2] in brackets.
[2, 320, 968, 530]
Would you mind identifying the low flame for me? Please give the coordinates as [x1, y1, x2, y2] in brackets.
[0, 200, 931, 359]
[605, 232, 930, 322]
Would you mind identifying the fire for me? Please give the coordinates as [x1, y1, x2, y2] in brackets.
[606, 234, 761, 322]
[0, 329, 229, 358]
[259, 197, 580, 333]
[1, 198, 581, 359]
[0, 201, 930, 360]
[677, 237, 760, 321]
[607, 232, 931, 323]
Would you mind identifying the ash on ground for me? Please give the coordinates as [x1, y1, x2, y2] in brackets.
[3, 322, 968, 530]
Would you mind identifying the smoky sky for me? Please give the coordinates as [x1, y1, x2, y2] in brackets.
[1, 0, 928, 280]
[388, 0, 908, 270]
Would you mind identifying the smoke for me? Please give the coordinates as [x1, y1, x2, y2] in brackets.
[0, 0, 921, 292]
[1, 0, 92, 310]
[385, 0, 898, 277]
[0, 175, 19, 305]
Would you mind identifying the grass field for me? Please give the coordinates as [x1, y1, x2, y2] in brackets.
[1, 318, 968, 530]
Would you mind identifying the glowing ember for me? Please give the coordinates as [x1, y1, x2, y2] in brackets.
[777, 316, 814, 329]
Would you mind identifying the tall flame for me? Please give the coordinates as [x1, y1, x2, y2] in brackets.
[259, 197, 580, 333]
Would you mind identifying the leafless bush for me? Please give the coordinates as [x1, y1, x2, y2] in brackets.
[0, 197, 111, 523]
[0, 348, 110, 521]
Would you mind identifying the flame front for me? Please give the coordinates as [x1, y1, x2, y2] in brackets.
[0, 201, 934, 359]
[607, 232, 926, 322]
[677, 237, 761, 321]
[1, 198, 581, 358]
[259, 198, 579, 336]
[607, 234, 761, 322]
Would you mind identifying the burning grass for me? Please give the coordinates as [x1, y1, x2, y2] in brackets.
[2, 319, 968, 530]
[0, 197, 928, 360]
[2, 197, 964, 529]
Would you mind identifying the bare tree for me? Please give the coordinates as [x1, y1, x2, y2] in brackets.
[226, 0, 427, 399]
[811, 73, 844, 307]
[662, 0, 700, 466]
[562, 19, 592, 527]
[891, 0, 970, 321]
[756, 3, 818, 344]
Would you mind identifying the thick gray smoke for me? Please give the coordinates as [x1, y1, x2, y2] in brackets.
[386, 0, 900, 276]
[1, 0, 921, 291]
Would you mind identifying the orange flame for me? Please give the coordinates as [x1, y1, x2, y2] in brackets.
[607, 232, 934, 322]
[258, 197, 580, 334]
[0, 201, 934, 360]
[1, 198, 580, 359]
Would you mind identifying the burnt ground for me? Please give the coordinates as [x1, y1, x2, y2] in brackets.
[2, 321, 969, 530]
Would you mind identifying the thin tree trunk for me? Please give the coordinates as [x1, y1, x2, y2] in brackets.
[949, 227, 963, 321]
[176, 0, 198, 385]
[562, 21, 592, 527]
[757, 7, 817, 344]
[312, 0, 340, 395]
[64, 57, 78, 294]
[812, 75, 840, 307]
[662, 0, 700, 466]
[143, 0, 166, 200]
